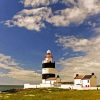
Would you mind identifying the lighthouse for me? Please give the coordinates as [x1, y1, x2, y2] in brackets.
[42, 50, 56, 84]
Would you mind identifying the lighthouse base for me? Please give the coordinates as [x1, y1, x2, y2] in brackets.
[42, 79, 56, 84]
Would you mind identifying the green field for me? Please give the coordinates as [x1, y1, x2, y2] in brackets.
[0, 88, 100, 100]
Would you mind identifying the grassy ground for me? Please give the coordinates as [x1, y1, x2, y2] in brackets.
[0, 88, 100, 100]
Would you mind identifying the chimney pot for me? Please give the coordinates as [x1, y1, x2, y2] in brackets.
[76, 74, 79, 77]
[92, 73, 94, 75]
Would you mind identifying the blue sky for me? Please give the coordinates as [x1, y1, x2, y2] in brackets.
[0, 0, 100, 85]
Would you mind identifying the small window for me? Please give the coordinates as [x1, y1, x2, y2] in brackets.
[87, 80, 89, 83]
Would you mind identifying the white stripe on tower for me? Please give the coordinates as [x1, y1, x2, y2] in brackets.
[42, 68, 56, 74]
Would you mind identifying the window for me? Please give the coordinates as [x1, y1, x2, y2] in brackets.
[87, 80, 89, 83]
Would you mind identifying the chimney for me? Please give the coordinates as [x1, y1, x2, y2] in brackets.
[57, 75, 60, 78]
[76, 74, 79, 77]
[91, 73, 94, 75]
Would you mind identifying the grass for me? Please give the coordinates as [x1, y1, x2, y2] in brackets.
[0, 88, 100, 100]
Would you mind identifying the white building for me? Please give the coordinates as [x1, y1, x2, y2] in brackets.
[74, 73, 96, 87]
[74, 74, 83, 87]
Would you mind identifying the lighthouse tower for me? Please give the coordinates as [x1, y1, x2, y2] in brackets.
[42, 50, 56, 84]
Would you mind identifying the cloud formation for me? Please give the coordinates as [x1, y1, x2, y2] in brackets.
[0, 54, 41, 84]
[56, 35, 90, 52]
[48, 0, 100, 26]
[5, 7, 52, 31]
[5, 0, 100, 31]
[22, 0, 58, 7]
[56, 35, 100, 83]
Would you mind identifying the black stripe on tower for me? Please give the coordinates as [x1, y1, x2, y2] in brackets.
[42, 74, 55, 79]
[42, 62, 55, 68]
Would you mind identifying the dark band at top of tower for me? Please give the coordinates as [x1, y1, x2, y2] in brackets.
[42, 63, 55, 68]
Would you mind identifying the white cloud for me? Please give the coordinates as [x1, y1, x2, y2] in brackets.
[56, 35, 91, 52]
[22, 0, 58, 7]
[47, 7, 87, 26]
[5, 7, 52, 31]
[4, 0, 100, 31]
[47, 15, 70, 26]
[48, 0, 100, 26]
[78, 0, 100, 14]
[56, 35, 100, 83]
[7, 69, 41, 82]
[63, 0, 100, 11]
[0, 54, 17, 66]
[0, 54, 41, 84]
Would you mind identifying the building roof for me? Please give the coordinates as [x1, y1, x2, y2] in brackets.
[82, 75, 92, 80]
[74, 73, 95, 80]
[60, 82, 74, 84]
[74, 75, 84, 79]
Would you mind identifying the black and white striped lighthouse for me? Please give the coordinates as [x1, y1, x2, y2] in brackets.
[42, 50, 56, 83]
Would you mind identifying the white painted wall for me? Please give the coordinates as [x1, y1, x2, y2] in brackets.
[74, 79, 82, 87]
[42, 79, 46, 84]
[45, 80, 51, 84]
[42, 79, 56, 84]
[60, 84, 73, 89]
[24, 83, 98, 90]
[24, 83, 55, 89]
[24, 84, 37, 89]
[82, 79, 90, 87]
[40, 83, 54, 88]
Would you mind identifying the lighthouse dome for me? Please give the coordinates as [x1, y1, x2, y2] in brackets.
[47, 50, 51, 54]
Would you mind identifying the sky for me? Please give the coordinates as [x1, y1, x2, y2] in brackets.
[0, 0, 100, 85]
